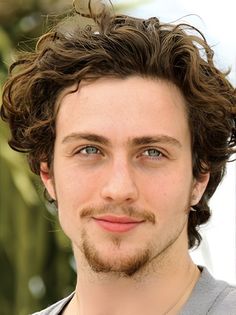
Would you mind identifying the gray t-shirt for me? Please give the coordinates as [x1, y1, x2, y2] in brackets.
[31, 267, 236, 315]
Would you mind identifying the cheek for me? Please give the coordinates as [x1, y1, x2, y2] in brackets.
[55, 164, 99, 203]
[54, 165, 103, 233]
[141, 167, 193, 214]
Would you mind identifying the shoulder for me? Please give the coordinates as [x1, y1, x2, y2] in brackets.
[180, 266, 236, 315]
[209, 283, 236, 314]
[30, 292, 74, 315]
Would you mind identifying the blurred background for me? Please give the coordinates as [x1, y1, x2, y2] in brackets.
[0, 0, 235, 314]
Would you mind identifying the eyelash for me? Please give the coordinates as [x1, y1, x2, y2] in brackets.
[76, 146, 102, 156]
[75, 146, 164, 160]
[140, 148, 163, 159]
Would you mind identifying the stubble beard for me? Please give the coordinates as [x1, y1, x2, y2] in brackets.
[79, 205, 189, 278]
[81, 229, 152, 277]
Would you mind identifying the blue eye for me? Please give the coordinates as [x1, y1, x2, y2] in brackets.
[142, 149, 162, 158]
[79, 146, 100, 155]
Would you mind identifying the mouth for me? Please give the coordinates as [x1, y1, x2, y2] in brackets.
[92, 215, 145, 233]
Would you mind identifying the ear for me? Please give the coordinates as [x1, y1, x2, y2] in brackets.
[191, 172, 210, 206]
[40, 162, 56, 200]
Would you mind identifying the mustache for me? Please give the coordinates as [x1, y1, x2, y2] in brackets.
[80, 204, 156, 224]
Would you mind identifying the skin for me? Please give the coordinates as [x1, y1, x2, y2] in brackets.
[41, 76, 209, 314]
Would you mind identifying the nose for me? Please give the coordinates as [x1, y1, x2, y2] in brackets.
[100, 157, 139, 204]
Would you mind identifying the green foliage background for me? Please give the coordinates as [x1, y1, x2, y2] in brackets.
[0, 3, 76, 315]
[0, 1, 152, 314]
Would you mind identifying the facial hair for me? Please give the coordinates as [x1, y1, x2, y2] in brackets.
[77, 204, 189, 278]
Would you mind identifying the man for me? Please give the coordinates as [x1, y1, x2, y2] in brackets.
[1, 0, 236, 314]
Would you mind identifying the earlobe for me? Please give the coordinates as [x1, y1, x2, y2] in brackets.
[191, 172, 210, 206]
[40, 162, 56, 200]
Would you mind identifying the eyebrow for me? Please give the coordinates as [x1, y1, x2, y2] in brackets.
[62, 133, 110, 145]
[61, 133, 182, 148]
[131, 135, 181, 148]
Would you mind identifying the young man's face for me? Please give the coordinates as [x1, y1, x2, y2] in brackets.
[41, 76, 209, 276]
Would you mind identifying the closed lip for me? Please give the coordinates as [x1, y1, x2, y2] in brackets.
[92, 215, 144, 224]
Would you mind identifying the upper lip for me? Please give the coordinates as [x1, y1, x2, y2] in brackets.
[93, 215, 144, 224]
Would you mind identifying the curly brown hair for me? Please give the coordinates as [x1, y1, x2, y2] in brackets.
[1, 2, 236, 248]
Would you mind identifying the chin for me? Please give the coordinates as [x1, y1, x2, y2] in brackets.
[82, 236, 152, 277]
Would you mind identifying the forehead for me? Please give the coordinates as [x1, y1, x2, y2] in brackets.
[55, 76, 190, 145]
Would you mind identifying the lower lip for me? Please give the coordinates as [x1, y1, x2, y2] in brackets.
[94, 219, 142, 233]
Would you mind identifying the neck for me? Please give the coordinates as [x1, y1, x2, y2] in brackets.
[64, 249, 200, 315]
